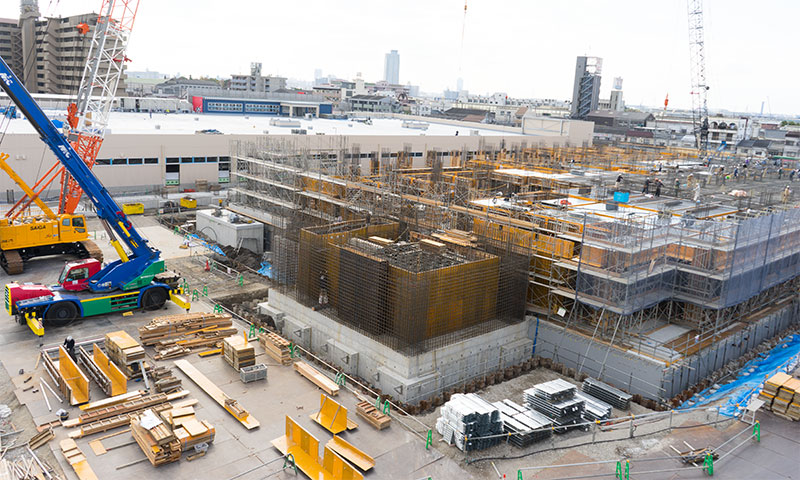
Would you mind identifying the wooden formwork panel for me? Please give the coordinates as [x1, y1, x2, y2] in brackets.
[59, 346, 89, 405]
[92, 347, 127, 397]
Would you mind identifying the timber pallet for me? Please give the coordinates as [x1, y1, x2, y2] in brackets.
[69, 402, 176, 439]
[223, 335, 256, 370]
[294, 361, 339, 396]
[355, 401, 391, 430]
[258, 332, 292, 366]
[139, 312, 233, 346]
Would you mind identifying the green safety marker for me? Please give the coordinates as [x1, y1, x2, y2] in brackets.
[753, 421, 760, 442]
[517, 470, 523, 480]
[615, 460, 629, 480]
[213, 304, 224, 314]
[703, 453, 713, 476]
[383, 400, 390, 415]
[335, 372, 346, 386]
[425, 429, 432, 450]
[289, 343, 296, 358]
[237, 274, 244, 286]
[375, 395, 381, 409]
[174, 226, 179, 234]
[202, 285, 208, 296]
[192, 289, 199, 301]
[283, 453, 298, 474]
[248, 324, 257, 339]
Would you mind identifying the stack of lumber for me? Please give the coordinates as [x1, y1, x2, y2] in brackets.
[138, 312, 236, 360]
[159, 405, 216, 451]
[258, 331, 292, 365]
[130, 409, 181, 466]
[758, 372, 792, 411]
[223, 335, 255, 371]
[139, 312, 234, 345]
[356, 401, 391, 430]
[151, 366, 183, 393]
[105, 330, 144, 375]
[774, 377, 800, 421]
[294, 361, 339, 396]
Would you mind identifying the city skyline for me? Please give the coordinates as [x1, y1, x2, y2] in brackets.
[0, 0, 798, 115]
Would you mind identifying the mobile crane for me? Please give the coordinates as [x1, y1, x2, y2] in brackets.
[0, 55, 188, 334]
[0, 152, 102, 274]
[0, 0, 138, 274]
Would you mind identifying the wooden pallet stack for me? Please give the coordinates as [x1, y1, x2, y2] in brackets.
[105, 330, 145, 376]
[355, 401, 391, 430]
[159, 405, 216, 451]
[151, 366, 183, 393]
[774, 377, 800, 421]
[257, 331, 292, 365]
[138, 312, 236, 360]
[130, 409, 182, 466]
[222, 335, 255, 371]
[758, 372, 792, 411]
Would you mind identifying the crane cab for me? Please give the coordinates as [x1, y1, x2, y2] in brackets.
[58, 214, 88, 243]
[59, 258, 102, 292]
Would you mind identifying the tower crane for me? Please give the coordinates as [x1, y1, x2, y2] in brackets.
[7, 0, 139, 218]
[687, 0, 710, 161]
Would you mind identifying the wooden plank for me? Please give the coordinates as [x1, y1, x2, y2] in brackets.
[60, 439, 99, 480]
[174, 359, 260, 429]
[293, 362, 339, 396]
[80, 391, 143, 412]
[326, 435, 375, 471]
[88, 439, 107, 456]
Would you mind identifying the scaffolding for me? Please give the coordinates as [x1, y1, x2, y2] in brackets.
[228, 137, 800, 384]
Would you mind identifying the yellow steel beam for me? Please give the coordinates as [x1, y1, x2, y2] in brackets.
[326, 435, 374, 472]
[310, 394, 348, 434]
[0, 152, 56, 219]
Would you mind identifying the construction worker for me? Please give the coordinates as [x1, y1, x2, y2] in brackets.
[642, 178, 651, 194]
[783, 186, 791, 204]
[674, 178, 681, 196]
[64, 336, 76, 361]
[654, 179, 662, 197]
[318, 271, 329, 307]
[614, 174, 623, 192]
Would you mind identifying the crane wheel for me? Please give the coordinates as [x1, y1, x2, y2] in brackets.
[80, 240, 104, 263]
[0, 250, 24, 274]
[142, 287, 168, 311]
[45, 301, 78, 327]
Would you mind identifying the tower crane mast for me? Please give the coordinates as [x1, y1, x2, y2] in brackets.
[687, 0, 709, 161]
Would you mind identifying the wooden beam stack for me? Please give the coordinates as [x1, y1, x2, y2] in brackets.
[105, 330, 145, 376]
[159, 405, 216, 451]
[294, 361, 339, 396]
[223, 335, 255, 371]
[137, 312, 236, 360]
[758, 372, 792, 411]
[258, 331, 292, 366]
[355, 401, 391, 430]
[130, 409, 181, 467]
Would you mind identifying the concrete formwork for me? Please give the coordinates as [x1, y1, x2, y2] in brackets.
[267, 290, 533, 405]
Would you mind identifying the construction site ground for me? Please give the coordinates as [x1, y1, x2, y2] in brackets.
[0, 216, 796, 479]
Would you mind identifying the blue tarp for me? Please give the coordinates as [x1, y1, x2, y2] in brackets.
[680, 334, 800, 417]
[257, 261, 272, 279]
[186, 233, 225, 256]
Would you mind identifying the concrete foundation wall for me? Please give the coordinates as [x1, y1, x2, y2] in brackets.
[531, 299, 799, 401]
[267, 290, 532, 404]
[196, 209, 264, 254]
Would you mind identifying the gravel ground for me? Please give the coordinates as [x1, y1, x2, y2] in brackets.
[0, 360, 65, 479]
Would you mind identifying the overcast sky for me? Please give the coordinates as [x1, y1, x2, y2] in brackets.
[1, 1, 796, 115]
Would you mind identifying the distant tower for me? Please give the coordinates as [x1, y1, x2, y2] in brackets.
[570, 56, 602, 119]
[384, 49, 399, 85]
[456, 77, 464, 93]
[610, 76, 624, 111]
[19, 0, 41, 92]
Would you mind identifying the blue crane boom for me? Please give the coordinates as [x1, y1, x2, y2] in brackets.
[0, 55, 161, 292]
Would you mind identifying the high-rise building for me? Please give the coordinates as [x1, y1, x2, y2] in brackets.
[384, 49, 399, 85]
[4, 0, 123, 95]
[570, 56, 602, 119]
[230, 62, 287, 93]
[0, 17, 23, 81]
[610, 77, 624, 112]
